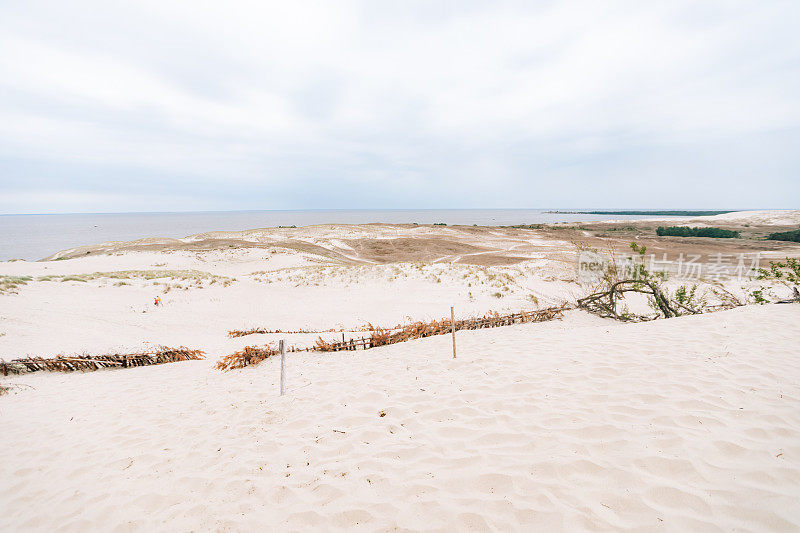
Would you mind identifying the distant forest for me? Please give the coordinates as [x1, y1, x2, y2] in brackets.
[656, 226, 740, 238]
[550, 210, 736, 216]
[766, 229, 800, 242]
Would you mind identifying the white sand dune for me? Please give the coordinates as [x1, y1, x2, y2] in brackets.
[629, 210, 800, 227]
[701, 210, 800, 226]
[2, 304, 799, 531]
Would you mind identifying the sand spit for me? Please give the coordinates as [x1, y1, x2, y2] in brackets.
[1, 304, 799, 531]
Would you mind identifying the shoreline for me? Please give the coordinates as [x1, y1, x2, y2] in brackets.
[4, 208, 797, 262]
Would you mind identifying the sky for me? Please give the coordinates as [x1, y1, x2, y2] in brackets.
[0, 1, 798, 214]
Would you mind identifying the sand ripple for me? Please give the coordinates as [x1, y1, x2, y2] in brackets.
[1, 305, 799, 531]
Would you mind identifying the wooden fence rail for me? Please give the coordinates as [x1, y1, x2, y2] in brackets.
[314, 304, 569, 352]
[0, 347, 204, 375]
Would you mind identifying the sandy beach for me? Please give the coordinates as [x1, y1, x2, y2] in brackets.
[2, 212, 800, 531]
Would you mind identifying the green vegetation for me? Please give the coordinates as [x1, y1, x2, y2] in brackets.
[766, 229, 800, 243]
[0, 275, 32, 294]
[577, 242, 741, 321]
[751, 258, 800, 304]
[756, 258, 800, 286]
[749, 288, 770, 305]
[673, 284, 706, 311]
[433, 222, 447, 226]
[656, 226, 740, 238]
[60, 276, 88, 283]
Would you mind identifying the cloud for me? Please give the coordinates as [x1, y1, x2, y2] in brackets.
[0, 0, 798, 213]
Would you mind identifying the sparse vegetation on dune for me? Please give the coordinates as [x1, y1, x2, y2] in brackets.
[766, 229, 800, 243]
[38, 269, 232, 282]
[751, 258, 800, 303]
[36, 270, 235, 289]
[577, 242, 742, 321]
[246, 261, 553, 303]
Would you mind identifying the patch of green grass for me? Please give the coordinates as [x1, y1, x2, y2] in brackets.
[38, 269, 233, 283]
[60, 276, 88, 283]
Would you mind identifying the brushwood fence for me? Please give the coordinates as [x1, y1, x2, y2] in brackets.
[0, 347, 204, 375]
[218, 304, 568, 370]
[216, 344, 307, 371]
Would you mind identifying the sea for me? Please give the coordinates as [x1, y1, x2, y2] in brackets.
[1, 208, 680, 261]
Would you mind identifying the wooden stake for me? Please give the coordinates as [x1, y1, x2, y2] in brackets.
[279, 339, 286, 396]
[450, 306, 456, 359]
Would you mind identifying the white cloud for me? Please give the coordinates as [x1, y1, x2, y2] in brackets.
[0, 0, 798, 212]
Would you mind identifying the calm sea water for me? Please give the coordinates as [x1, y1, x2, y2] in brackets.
[1, 209, 670, 261]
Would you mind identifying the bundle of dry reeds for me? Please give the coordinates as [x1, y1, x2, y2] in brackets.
[0, 346, 204, 375]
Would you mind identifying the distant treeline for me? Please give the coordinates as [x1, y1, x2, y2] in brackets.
[766, 229, 800, 243]
[552, 210, 736, 216]
[657, 226, 740, 238]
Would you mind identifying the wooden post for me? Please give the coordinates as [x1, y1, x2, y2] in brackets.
[279, 339, 286, 396]
[450, 306, 456, 359]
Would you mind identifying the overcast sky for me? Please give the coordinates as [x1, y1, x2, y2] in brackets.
[0, 1, 798, 214]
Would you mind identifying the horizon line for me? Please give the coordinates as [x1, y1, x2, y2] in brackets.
[1, 207, 783, 217]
